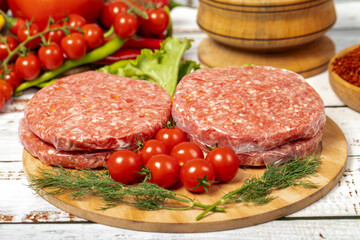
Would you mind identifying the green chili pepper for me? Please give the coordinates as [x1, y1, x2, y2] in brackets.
[15, 36, 127, 94]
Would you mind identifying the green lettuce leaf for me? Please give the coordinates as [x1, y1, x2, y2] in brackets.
[98, 37, 200, 96]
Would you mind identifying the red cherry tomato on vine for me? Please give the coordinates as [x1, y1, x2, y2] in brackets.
[0, 66, 22, 89]
[14, 52, 41, 81]
[139, 139, 168, 165]
[0, 36, 18, 61]
[38, 43, 64, 70]
[180, 158, 215, 193]
[170, 142, 204, 166]
[155, 127, 187, 151]
[81, 24, 104, 50]
[146, 8, 169, 35]
[17, 23, 41, 49]
[114, 13, 139, 39]
[44, 24, 66, 45]
[0, 80, 14, 102]
[99, 0, 127, 29]
[205, 146, 239, 182]
[65, 14, 87, 32]
[60, 33, 87, 60]
[146, 154, 180, 189]
[108, 150, 143, 184]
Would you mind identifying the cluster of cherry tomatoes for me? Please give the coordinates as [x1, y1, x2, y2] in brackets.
[108, 125, 240, 193]
[0, 0, 170, 111]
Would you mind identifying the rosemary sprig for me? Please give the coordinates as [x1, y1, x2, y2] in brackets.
[28, 166, 225, 212]
[196, 155, 321, 220]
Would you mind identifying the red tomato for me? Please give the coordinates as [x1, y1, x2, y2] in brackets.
[146, 154, 180, 189]
[205, 146, 239, 182]
[81, 24, 104, 50]
[38, 43, 64, 70]
[146, 8, 169, 35]
[155, 127, 187, 151]
[0, 66, 22, 89]
[8, 0, 103, 28]
[17, 23, 41, 49]
[44, 24, 66, 45]
[9, 18, 26, 36]
[65, 14, 87, 32]
[99, 0, 128, 29]
[0, 80, 14, 101]
[0, 36, 18, 61]
[60, 33, 87, 60]
[170, 142, 204, 166]
[139, 139, 168, 165]
[108, 150, 143, 184]
[14, 52, 41, 81]
[114, 13, 139, 39]
[180, 158, 215, 193]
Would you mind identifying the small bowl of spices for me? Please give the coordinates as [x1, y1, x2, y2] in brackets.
[329, 44, 360, 112]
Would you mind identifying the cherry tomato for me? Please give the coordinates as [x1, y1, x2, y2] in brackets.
[170, 142, 204, 166]
[65, 13, 87, 32]
[99, 0, 127, 29]
[60, 33, 87, 60]
[139, 139, 168, 165]
[14, 52, 41, 81]
[114, 13, 138, 39]
[8, 0, 103, 28]
[146, 8, 169, 36]
[180, 158, 215, 193]
[108, 149, 143, 184]
[9, 18, 26, 36]
[81, 24, 104, 50]
[17, 23, 41, 49]
[205, 146, 240, 182]
[155, 127, 187, 151]
[0, 80, 14, 102]
[146, 154, 180, 189]
[0, 36, 18, 61]
[38, 43, 64, 70]
[44, 24, 66, 45]
[0, 66, 22, 89]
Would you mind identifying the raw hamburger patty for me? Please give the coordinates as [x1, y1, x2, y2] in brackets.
[19, 119, 112, 169]
[172, 66, 326, 153]
[25, 71, 172, 151]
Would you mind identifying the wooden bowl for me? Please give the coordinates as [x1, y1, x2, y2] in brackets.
[329, 44, 360, 112]
[197, 0, 336, 51]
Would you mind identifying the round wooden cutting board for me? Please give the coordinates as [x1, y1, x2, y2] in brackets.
[23, 117, 347, 233]
[198, 36, 335, 78]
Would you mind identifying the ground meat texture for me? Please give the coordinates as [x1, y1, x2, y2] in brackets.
[172, 66, 326, 153]
[19, 119, 113, 169]
[24, 71, 172, 151]
[236, 130, 323, 166]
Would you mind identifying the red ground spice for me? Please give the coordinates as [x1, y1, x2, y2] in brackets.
[332, 46, 360, 87]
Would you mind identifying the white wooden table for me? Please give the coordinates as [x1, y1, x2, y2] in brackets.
[1, 1, 359, 239]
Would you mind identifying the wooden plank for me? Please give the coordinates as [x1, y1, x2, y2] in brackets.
[0, 219, 360, 239]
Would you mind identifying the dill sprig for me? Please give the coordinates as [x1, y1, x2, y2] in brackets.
[28, 155, 321, 221]
[28, 166, 225, 212]
[196, 155, 322, 220]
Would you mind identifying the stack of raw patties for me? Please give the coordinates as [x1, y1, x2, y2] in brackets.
[172, 66, 326, 166]
[19, 71, 172, 169]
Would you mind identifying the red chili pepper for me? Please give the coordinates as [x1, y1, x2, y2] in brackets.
[95, 48, 142, 65]
[122, 38, 163, 49]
